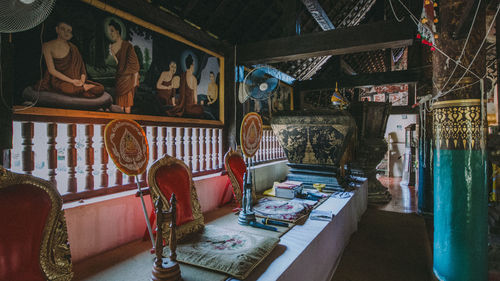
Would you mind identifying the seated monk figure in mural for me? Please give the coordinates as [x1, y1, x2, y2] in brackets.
[166, 55, 203, 117]
[37, 21, 104, 98]
[108, 19, 140, 114]
[156, 61, 180, 106]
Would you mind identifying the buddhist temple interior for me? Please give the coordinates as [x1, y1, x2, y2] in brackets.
[1, 0, 499, 280]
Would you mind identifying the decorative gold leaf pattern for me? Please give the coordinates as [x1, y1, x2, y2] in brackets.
[433, 100, 482, 150]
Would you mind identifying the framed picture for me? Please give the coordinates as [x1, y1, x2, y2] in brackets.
[13, 0, 224, 123]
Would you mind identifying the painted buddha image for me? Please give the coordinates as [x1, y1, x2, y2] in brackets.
[108, 19, 140, 114]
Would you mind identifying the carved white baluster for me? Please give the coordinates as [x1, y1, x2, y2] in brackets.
[175, 127, 183, 160]
[168, 127, 175, 157]
[198, 128, 205, 172]
[211, 128, 217, 169]
[184, 128, 192, 168]
[191, 128, 199, 173]
[218, 129, 223, 169]
[206, 129, 212, 171]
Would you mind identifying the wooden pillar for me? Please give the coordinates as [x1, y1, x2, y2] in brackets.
[47, 123, 58, 186]
[67, 124, 77, 193]
[432, 1, 487, 280]
[85, 124, 94, 191]
[21, 122, 34, 175]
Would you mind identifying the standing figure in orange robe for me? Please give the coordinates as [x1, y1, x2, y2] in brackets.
[108, 20, 140, 114]
[166, 55, 203, 117]
[37, 21, 104, 98]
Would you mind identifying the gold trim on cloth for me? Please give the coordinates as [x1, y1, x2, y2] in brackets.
[433, 99, 483, 150]
[0, 167, 73, 280]
[148, 155, 204, 242]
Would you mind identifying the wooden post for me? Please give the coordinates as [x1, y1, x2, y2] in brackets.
[67, 124, 77, 193]
[151, 194, 181, 281]
[47, 123, 58, 186]
[21, 122, 34, 175]
[161, 127, 167, 157]
[85, 124, 94, 191]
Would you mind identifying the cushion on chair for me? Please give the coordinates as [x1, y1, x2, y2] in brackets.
[155, 164, 194, 226]
[0, 184, 51, 281]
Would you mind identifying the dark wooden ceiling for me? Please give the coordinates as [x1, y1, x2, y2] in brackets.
[149, 0, 419, 82]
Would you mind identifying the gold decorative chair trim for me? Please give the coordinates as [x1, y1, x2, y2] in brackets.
[224, 148, 256, 206]
[0, 166, 73, 281]
[148, 155, 204, 242]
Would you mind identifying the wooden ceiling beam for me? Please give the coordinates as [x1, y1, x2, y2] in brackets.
[237, 20, 415, 64]
[296, 68, 422, 90]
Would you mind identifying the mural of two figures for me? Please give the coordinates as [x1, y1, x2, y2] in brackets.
[18, 0, 221, 120]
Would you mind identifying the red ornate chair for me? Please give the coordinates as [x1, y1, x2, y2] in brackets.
[148, 155, 204, 242]
[224, 148, 257, 207]
[0, 166, 73, 281]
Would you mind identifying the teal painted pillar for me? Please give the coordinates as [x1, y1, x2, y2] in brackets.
[418, 138, 433, 215]
[433, 99, 488, 281]
[418, 111, 433, 215]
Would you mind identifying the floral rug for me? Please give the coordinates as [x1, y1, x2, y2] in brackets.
[174, 225, 279, 279]
[253, 197, 316, 223]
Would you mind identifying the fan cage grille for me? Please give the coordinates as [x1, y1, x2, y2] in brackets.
[0, 0, 56, 33]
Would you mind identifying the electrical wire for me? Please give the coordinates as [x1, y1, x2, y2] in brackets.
[443, 4, 500, 96]
[438, 0, 482, 92]
[388, 0, 404, 22]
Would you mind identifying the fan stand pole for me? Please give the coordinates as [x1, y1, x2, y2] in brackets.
[136, 175, 155, 248]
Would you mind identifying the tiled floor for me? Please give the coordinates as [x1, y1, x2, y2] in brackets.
[374, 175, 418, 213]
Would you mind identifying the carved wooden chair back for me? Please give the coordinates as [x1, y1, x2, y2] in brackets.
[148, 155, 204, 242]
[224, 148, 257, 207]
[0, 166, 73, 281]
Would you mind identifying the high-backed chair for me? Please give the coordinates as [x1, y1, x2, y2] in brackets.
[148, 155, 204, 242]
[0, 166, 73, 281]
[224, 148, 257, 207]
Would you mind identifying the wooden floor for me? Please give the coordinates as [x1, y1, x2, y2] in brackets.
[375, 176, 418, 213]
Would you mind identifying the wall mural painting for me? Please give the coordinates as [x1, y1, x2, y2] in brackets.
[359, 84, 408, 106]
[14, 0, 222, 121]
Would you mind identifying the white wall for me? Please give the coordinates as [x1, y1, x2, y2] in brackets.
[384, 114, 417, 177]
[64, 161, 289, 263]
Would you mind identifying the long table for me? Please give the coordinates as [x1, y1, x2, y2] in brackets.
[75, 181, 367, 281]
[234, 180, 368, 281]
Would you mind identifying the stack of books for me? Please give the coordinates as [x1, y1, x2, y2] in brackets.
[274, 181, 303, 199]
